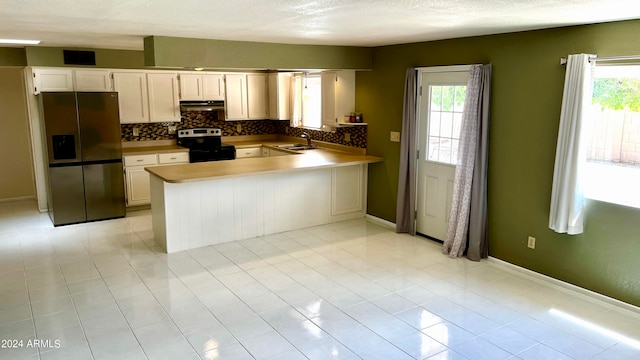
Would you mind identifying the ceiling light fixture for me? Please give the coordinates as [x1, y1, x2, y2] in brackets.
[194, 67, 204, 71]
[0, 39, 41, 45]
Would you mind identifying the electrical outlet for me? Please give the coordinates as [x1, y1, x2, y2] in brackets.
[167, 125, 177, 134]
[132, 127, 139, 137]
[236, 123, 242, 132]
[344, 133, 350, 142]
[527, 236, 536, 249]
[390, 131, 400, 142]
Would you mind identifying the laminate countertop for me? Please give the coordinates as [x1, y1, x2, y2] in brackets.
[146, 146, 383, 183]
[122, 145, 188, 156]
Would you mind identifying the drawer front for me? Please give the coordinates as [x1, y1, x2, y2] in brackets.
[124, 154, 157, 167]
[236, 147, 262, 158]
[158, 152, 189, 164]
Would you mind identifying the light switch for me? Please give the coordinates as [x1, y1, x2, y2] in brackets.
[236, 124, 242, 132]
[132, 127, 139, 137]
[390, 131, 400, 142]
[344, 133, 350, 142]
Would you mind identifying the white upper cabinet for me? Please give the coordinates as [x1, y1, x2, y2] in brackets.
[179, 74, 202, 100]
[268, 73, 291, 120]
[225, 73, 248, 120]
[32, 68, 74, 94]
[147, 72, 180, 122]
[321, 72, 337, 127]
[112, 72, 149, 124]
[225, 73, 270, 121]
[179, 73, 225, 101]
[74, 69, 112, 91]
[202, 74, 225, 100]
[322, 70, 355, 128]
[32, 67, 113, 93]
[247, 73, 268, 120]
[112, 71, 180, 124]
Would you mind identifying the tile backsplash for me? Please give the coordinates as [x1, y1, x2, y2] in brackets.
[121, 111, 367, 148]
[274, 122, 367, 148]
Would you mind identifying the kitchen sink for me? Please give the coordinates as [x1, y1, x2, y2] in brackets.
[289, 146, 318, 151]
[275, 144, 318, 150]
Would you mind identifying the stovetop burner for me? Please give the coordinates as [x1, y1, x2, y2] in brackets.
[177, 128, 235, 163]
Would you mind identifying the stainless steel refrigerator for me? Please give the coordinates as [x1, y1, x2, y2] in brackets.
[40, 92, 125, 226]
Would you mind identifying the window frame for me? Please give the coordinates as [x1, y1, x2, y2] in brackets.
[291, 72, 323, 130]
[583, 64, 640, 209]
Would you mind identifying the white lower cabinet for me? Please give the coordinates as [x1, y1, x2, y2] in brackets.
[331, 165, 365, 216]
[125, 167, 152, 206]
[236, 147, 263, 158]
[158, 152, 189, 164]
[237, 147, 296, 158]
[151, 164, 369, 253]
[123, 152, 188, 206]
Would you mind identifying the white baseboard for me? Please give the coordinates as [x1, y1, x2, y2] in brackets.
[488, 256, 640, 318]
[365, 214, 396, 231]
[0, 196, 36, 203]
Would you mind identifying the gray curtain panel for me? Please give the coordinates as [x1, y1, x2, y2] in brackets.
[395, 68, 417, 235]
[467, 65, 492, 260]
[443, 64, 492, 260]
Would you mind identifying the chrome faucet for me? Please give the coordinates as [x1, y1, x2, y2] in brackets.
[300, 132, 312, 148]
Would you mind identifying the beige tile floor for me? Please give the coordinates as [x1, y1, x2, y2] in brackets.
[0, 199, 639, 360]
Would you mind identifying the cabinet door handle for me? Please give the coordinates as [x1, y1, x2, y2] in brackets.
[170, 157, 177, 160]
[136, 159, 143, 162]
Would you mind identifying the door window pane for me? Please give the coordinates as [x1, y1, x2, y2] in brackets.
[427, 85, 466, 164]
[440, 112, 453, 138]
[430, 111, 441, 136]
[428, 137, 440, 161]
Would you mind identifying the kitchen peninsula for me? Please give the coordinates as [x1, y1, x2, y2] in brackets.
[146, 144, 383, 253]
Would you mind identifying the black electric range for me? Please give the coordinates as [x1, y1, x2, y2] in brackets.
[176, 128, 236, 163]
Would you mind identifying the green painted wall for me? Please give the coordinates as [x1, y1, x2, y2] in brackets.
[144, 36, 373, 70]
[359, 19, 640, 307]
[24, 47, 145, 68]
[0, 48, 27, 66]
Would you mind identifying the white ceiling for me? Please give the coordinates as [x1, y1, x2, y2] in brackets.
[1, 0, 640, 50]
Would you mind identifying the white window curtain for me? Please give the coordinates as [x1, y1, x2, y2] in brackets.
[290, 74, 303, 128]
[442, 64, 492, 259]
[549, 54, 595, 235]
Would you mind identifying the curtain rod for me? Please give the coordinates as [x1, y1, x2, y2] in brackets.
[560, 55, 640, 65]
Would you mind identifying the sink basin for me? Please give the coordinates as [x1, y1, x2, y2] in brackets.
[276, 144, 318, 150]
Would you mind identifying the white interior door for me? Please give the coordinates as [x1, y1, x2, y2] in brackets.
[416, 67, 470, 240]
